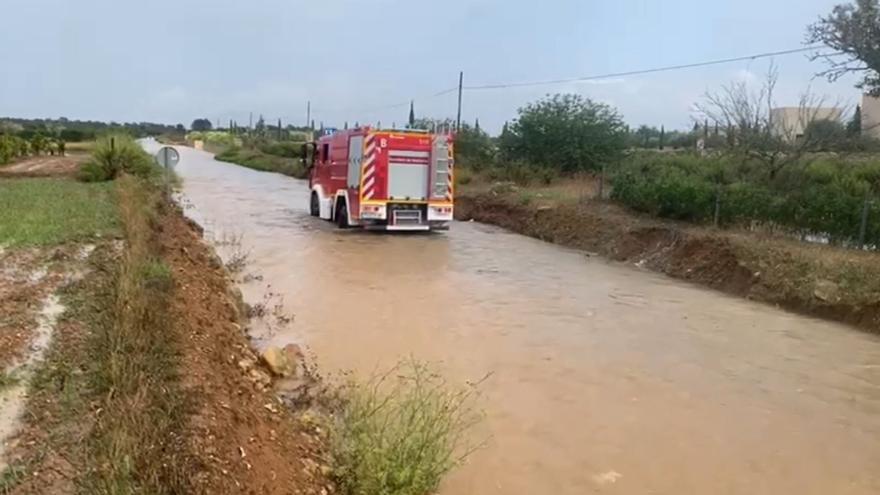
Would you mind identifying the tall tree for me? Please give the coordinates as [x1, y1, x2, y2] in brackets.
[408, 101, 415, 128]
[808, 0, 880, 95]
[848, 104, 863, 135]
[659, 125, 666, 150]
[502, 94, 626, 172]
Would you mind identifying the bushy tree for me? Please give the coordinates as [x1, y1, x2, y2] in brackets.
[501, 94, 627, 172]
[808, 0, 880, 95]
[191, 118, 213, 131]
[454, 123, 494, 168]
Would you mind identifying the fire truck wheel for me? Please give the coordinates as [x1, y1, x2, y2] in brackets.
[335, 200, 349, 228]
[310, 192, 319, 217]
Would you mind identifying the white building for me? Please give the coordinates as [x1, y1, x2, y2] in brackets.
[861, 94, 880, 139]
[770, 107, 843, 142]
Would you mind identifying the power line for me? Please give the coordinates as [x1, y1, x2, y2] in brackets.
[463, 46, 829, 90]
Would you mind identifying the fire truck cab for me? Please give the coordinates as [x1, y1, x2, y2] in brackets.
[303, 127, 454, 231]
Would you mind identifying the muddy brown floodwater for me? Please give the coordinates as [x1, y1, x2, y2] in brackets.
[150, 141, 880, 495]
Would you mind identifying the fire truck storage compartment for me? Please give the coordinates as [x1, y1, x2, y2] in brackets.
[347, 135, 364, 188]
[388, 149, 430, 201]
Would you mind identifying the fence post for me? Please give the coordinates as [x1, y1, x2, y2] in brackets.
[713, 186, 722, 228]
[859, 190, 871, 249]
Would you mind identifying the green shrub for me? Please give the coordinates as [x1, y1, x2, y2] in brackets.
[215, 146, 307, 178]
[77, 161, 110, 182]
[611, 152, 880, 246]
[0, 135, 29, 164]
[258, 140, 304, 158]
[331, 360, 482, 495]
[78, 135, 157, 182]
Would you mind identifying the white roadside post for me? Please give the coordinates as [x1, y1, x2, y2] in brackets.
[154, 146, 180, 197]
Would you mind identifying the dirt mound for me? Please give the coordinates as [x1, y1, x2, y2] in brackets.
[0, 155, 83, 178]
[157, 202, 331, 494]
[456, 192, 880, 333]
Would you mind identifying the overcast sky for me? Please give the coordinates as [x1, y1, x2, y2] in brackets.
[0, 0, 863, 133]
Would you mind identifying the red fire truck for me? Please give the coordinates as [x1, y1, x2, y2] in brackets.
[303, 127, 454, 231]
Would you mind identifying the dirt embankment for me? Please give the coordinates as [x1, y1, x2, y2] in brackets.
[455, 192, 880, 333]
[2, 188, 331, 494]
[158, 203, 330, 494]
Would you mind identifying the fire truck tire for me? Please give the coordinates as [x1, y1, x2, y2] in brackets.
[310, 192, 319, 217]
[335, 200, 349, 228]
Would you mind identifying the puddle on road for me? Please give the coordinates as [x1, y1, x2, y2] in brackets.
[165, 143, 880, 495]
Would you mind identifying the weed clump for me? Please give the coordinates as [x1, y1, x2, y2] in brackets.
[78, 134, 158, 182]
[330, 359, 484, 495]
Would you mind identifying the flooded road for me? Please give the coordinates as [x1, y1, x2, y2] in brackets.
[160, 143, 880, 494]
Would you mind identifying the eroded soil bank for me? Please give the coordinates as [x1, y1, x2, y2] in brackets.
[455, 191, 880, 332]
[1, 185, 331, 494]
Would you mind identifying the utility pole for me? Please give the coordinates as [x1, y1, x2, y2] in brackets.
[278, 118, 282, 140]
[306, 101, 311, 129]
[456, 71, 463, 132]
[249, 112, 253, 130]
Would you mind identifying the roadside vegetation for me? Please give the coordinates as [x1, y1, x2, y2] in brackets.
[444, 0, 880, 331]
[215, 145, 307, 178]
[82, 175, 191, 492]
[192, 117, 311, 178]
[0, 178, 118, 246]
[78, 134, 159, 182]
[1, 133, 479, 494]
[330, 360, 483, 495]
[1, 117, 183, 166]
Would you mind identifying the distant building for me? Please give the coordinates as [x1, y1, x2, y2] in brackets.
[770, 107, 843, 142]
[861, 94, 880, 139]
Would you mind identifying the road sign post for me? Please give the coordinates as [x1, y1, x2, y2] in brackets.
[154, 146, 180, 196]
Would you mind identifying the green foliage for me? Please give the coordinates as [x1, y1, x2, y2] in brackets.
[139, 259, 173, 291]
[186, 130, 240, 148]
[29, 134, 49, 155]
[331, 360, 482, 495]
[808, 0, 880, 95]
[501, 94, 627, 172]
[1, 117, 181, 141]
[612, 155, 716, 220]
[487, 161, 556, 186]
[190, 118, 213, 131]
[454, 123, 495, 168]
[0, 134, 29, 164]
[803, 119, 849, 151]
[0, 370, 19, 390]
[0, 178, 119, 246]
[612, 153, 880, 246]
[215, 146, 307, 178]
[258, 140, 304, 158]
[78, 134, 158, 182]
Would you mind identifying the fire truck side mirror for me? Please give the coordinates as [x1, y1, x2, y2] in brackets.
[302, 142, 317, 170]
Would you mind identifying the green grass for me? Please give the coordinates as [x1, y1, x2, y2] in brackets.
[0, 178, 119, 246]
[0, 370, 18, 391]
[215, 147, 307, 178]
[81, 176, 189, 493]
[331, 359, 483, 495]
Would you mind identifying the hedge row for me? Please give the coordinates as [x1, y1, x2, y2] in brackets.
[611, 154, 880, 247]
